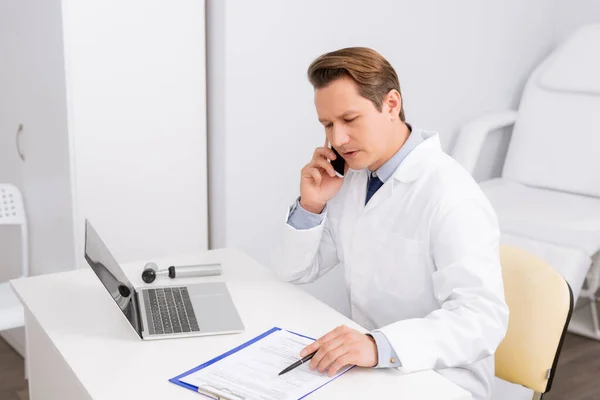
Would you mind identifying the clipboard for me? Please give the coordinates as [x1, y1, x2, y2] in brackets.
[169, 326, 354, 399]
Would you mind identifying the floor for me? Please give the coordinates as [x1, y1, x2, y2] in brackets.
[0, 334, 599, 399]
[545, 333, 600, 400]
[0, 338, 28, 400]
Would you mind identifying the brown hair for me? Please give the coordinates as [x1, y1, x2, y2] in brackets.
[307, 47, 405, 122]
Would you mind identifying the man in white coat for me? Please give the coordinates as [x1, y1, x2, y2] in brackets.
[272, 47, 509, 400]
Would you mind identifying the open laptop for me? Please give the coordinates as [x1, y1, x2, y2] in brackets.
[84, 220, 244, 340]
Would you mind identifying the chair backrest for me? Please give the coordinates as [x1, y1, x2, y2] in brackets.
[0, 184, 26, 225]
[495, 245, 573, 395]
[502, 24, 600, 198]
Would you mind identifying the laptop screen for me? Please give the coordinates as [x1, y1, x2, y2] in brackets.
[84, 220, 142, 337]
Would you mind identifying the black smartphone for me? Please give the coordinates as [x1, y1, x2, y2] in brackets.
[330, 146, 345, 178]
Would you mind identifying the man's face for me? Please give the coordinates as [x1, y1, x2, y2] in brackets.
[314, 76, 392, 171]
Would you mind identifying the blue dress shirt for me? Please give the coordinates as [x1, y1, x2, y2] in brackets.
[287, 126, 425, 368]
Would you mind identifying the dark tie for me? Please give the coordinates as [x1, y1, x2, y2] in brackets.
[366, 172, 384, 204]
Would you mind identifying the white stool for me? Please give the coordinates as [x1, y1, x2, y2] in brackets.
[0, 184, 29, 332]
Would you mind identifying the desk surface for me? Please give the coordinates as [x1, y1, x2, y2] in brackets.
[12, 248, 471, 399]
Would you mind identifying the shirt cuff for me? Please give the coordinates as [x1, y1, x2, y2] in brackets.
[286, 198, 326, 230]
[370, 331, 402, 368]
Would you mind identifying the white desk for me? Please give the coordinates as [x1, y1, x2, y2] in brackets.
[11, 248, 471, 400]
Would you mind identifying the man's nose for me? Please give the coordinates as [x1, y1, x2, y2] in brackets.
[331, 125, 350, 148]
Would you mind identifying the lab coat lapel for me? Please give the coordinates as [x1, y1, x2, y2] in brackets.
[363, 176, 394, 213]
[363, 132, 442, 213]
[392, 133, 441, 184]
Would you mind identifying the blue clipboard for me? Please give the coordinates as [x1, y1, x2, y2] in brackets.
[169, 326, 354, 399]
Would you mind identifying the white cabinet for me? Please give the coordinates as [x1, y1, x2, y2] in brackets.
[0, 0, 208, 278]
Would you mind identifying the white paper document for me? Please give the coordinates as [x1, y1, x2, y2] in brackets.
[180, 329, 351, 400]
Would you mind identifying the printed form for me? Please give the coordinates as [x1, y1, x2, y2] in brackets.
[180, 329, 351, 400]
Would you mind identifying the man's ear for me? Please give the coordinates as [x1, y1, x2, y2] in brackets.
[384, 89, 402, 121]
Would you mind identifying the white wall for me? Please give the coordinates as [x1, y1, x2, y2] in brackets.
[207, 0, 559, 314]
[63, 0, 210, 264]
[554, 0, 600, 43]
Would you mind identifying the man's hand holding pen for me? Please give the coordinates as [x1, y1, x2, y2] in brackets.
[296, 325, 379, 377]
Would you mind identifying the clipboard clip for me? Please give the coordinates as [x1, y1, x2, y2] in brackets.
[197, 384, 245, 400]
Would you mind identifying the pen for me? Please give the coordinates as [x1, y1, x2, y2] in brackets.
[278, 351, 317, 376]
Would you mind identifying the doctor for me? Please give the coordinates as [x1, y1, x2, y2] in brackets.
[272, 47, 509, 400]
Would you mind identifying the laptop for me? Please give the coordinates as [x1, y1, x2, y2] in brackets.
[84, 220, 244, 340]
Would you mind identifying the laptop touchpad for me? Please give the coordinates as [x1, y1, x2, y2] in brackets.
[187, 282, 244, 332]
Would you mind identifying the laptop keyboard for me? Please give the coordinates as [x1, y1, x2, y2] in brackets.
[143, 287, 199, 335]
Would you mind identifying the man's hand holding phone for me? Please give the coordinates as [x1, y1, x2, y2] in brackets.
[300, 139, 346, 214]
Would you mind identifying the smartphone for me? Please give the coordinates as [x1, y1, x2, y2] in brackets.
[330, 146, 346, 178]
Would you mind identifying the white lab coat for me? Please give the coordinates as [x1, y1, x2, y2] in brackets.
[272, 131, 509, 400]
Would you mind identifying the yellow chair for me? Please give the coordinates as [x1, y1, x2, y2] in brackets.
[496, 245, 574, 400]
